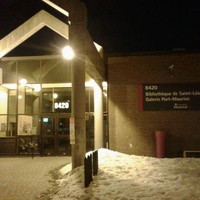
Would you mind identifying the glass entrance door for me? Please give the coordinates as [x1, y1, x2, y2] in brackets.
[41, 114, 70, 156]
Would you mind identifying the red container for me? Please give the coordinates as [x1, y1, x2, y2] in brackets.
[155, 131, 166, 158]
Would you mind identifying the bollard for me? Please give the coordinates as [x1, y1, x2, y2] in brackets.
[93, 150, 98, 176]
[155, 131, 166, 158]
[84, 154, 93, 187]
[84, 150, 99, 188]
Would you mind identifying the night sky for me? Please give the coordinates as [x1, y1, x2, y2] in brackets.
[1, 0, 200, 55]
[0, 0, 68, 56]
[83, 0, 200, 54]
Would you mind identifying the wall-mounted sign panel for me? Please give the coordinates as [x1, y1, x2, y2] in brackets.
[138, 83, 200, 111]
[70, 118, 75, 144]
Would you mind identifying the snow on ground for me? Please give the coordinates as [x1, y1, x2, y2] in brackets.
[0, 157, 71, 200]
[49, 148, 200, 200]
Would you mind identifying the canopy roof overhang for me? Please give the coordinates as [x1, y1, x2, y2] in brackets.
[0, 0, 105, 81]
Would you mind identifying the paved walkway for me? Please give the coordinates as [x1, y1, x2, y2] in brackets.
[0, 156, 71, 200]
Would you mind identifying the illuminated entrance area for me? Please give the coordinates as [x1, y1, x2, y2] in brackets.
[0, 57, 104, 156]
[41, 114, 70, 156]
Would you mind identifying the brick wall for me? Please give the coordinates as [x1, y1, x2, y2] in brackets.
[108, 52, 200, 157]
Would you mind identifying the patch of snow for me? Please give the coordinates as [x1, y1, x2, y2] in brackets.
[51, 148, 200, 200]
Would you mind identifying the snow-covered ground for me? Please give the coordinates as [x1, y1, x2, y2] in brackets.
[49, 148, 200, 200]
[0, 157, 71, 200]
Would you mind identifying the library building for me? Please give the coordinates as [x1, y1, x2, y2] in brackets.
[0, 0, 107, 158]
[1, 0, 200, 159]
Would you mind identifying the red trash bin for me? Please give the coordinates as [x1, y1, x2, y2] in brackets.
[155, 131, 166, 158]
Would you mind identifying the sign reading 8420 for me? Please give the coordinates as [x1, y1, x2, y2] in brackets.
[145, 85, 158, 91]
[54, 102, 69, 109]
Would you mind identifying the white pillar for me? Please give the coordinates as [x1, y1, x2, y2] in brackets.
[71, 59, 86, 169]
[94, 81, 104, 149]
[68, 0, 87, 169]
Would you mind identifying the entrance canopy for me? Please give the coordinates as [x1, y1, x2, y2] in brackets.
[0, 0, 105, 81]
[0, 10, 69, 59]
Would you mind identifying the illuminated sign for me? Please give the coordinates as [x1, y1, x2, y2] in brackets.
[54, 102, 69, 109]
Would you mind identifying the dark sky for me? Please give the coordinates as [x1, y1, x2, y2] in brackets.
[0, 0, 68, 56]
[1, 0, 200, 56]
[83, 0, 200, 54]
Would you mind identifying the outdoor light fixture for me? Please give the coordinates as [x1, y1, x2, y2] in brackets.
[53, 93, 58, 99]
[168, 65, 174, 77]
[102, 81, 107, 87]
[62, 45, 75, 60]
[19, 78, 27, 86]
[18, 95, 23, 99]
[32, 84, 41, 92]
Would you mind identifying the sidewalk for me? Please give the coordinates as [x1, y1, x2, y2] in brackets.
[0, 156, 71, 200]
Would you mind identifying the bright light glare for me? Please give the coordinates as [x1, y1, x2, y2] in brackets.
[62, 46, 74, 60]
[18, 95, 23, 99]
[19, 79, 27, 86]
[33, 84, 41, 92]
[53, 93, 58, 99]
[102, 81, 107, 87]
